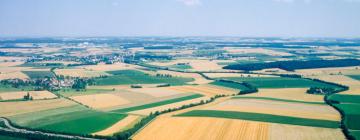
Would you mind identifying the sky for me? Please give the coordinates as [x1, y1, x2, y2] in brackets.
[0, 0, 360, 37]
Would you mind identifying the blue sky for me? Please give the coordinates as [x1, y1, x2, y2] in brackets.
[0, 0, 359, 37]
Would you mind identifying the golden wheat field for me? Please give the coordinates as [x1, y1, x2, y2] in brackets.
[70, 94, 130, 109]
[93, 115, 141, 136]
[133, 117, 344, 140]
[204, 99, 340, 121]
[168, 85, 239, 96]
[241, 88, 325, 103]
[0, 90, 57, 100]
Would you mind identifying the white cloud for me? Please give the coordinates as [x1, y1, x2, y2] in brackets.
[178, 0, 202, 6]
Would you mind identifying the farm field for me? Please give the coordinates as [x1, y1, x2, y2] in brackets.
[95, 70, 194, 85]
[308, 75, 360, 94]
[168, 85, 239, 96]
[0, 90, 57, 101]
[199, 99, 339, 122]
[112, 94, 204, 113]
[32, 110, 127, 134]
[22, 70, 55, 79]
[93, 115, 141, 136]
[209, 81, 249, 90]
[70, 93, 130, 109]
[237, 88, 325, 103]
[133, 117, 345, 140]
[328, 94, 360, 139]
[348, 75, 360, 81]
[54, 88, 114, 97]
[0, 98, 76, 117]
[176, 110, 339, 128]
[220, 77, 340, 89]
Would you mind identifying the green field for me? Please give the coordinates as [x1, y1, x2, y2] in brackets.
[168, 64, 192, 70]
[232, 96, 325, 105]
[0, 84, 33, 93]
[176, 110, 339, 128]
[219, 77, 340, 88]
[333, 103, 360, 130]
[329, 94, 360, 104]
[0, 135, 26, 140]
[22, 71, 55, 79]
[350, 130, 360, 140]
[347, 75, 360, 81]
[329, 93, 360, 139]
[9, 105, 87, 126]
[9, 104, 126, 135]
[53, 88, 114, 97]
[95, 70, 194, 85]
[209, 81, 249, 90]
[33, 110, 126, 134]
[113, 94, 204, 113]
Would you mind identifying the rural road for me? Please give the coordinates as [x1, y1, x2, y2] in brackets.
[0, 117, 103, 140]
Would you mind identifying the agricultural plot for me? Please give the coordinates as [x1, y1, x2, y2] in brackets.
[309, 75, 360, 94]
[0, 90, 57, 101]
[237, 88, 325, 103]
[30, 110, 127, 135]
[22, 71, 55, 79]
[0, 71, 29, 80]
[204, 73, 277, 79]
[54, 88, 114, 97]
[70, 93, 130, 109]
[112, 94, 204, 113]
[224, 47, 293, 56]
[133, 117, 344, 140]
[329, 94, 360, 139]
[347, 75, 360, 81]
[220, 77, 340, 89]
[168, 85, 239, 96]
[93, 115, 141, 136]
[0, 98, 76, 117]
[201, 99, 340, 122]
[177, 110, 339, 128]
[77, 62, 141, 71]
[209, 81, 249, 90]
[95, 70, 194, 85]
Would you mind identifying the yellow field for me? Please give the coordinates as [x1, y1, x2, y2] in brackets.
[204, 99, 340, 121]
[129, 96, 209, 116]
[296, 66, 360, 76]
[70, 94, 130, 109]
[54, 68, 109, 78]
[0, 91, 57, 100]
[127, 87, 183, 97]
[93, 115, 141, 136]
[269, 123, 345, 140]
[0, 62, 24, 67]
[0, 98, 76, 117]
[242, 88, 325, 103]
[0, 71, 29, 80]
[133, 117, 344, 140]
[168, 85, 239, 96]
[78, 62, 141, 71]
